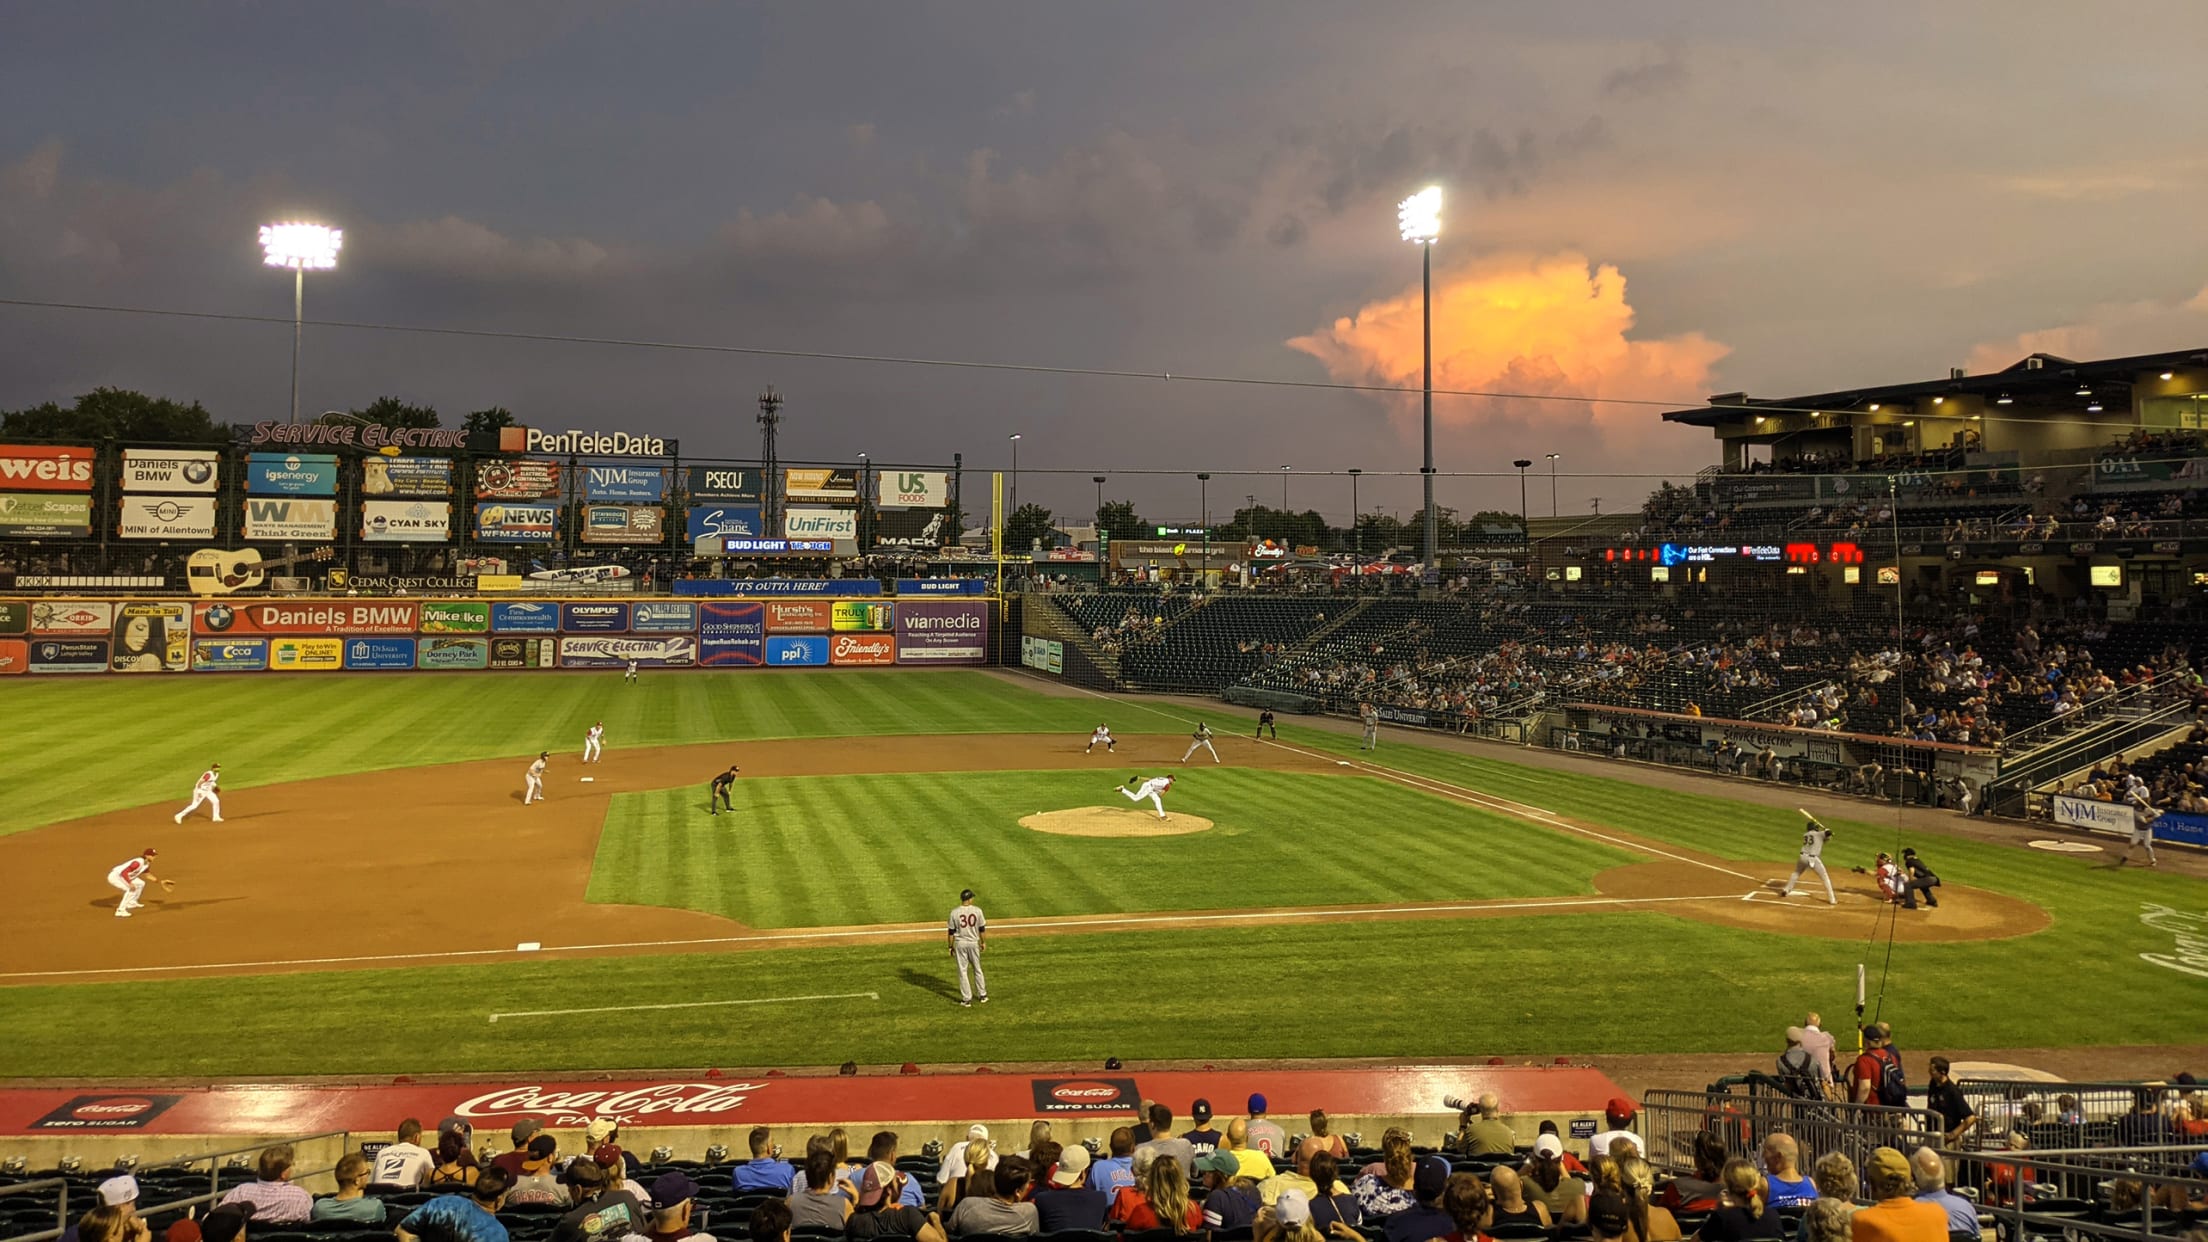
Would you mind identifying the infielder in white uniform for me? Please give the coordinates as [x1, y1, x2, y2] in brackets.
[1777, 811, 1837, 904]
[583, 721, 605, 763]
[1120, 774, 1176, 820]
[1085, 725, 1115, 754]
[107, 848, 170, 918]
[524, 752, 549, 804]
[1182, 722, 1220, 764]
[173, 763, 224, 824]
[948, 888, 988, 1007]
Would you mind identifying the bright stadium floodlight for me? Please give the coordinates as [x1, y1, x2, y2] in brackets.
[1398, 185, 1443, 577]
[1397, 186, 1442, 244]
[260, 221, 343, 425]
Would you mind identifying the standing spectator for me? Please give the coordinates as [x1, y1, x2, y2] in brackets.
[1846, 1149, 1945, 1242]
[1923, 1059, 1977, 1147]
[375, 1120, 436, 1189]
[396, 1169, 511, 1242]
[506, 1136, 568, 1207]
[1032, 1147, 1106, 1233]
[218, 1146, 313, 1225]
[1906, 1149, 1977, 1237]
[1462, 1095, 1517, 1156]
[1521, 1136, 1586, 1228]
[1087, 1128, 1136, 1194]
[314, 1155, 390, 1225]
[1797, 1015, 1839, 1092]
[1853, 1025, 1907, 1107]
[949, 1156, 1040, 1236]
[1589, 1099, 1642, 1162]
[731, 1128, 792, 1194]
[1307, 1151, 1364, 1235]
[1760, 1137, 1814, 1208]
[1382, 1159, 1457, 1242]
[1696, 1160, 1781, 1242]
[1184, 1101, 1224, 1156]
[552, 1159, 644, 1242]
[493, 1120, 544, 1179]
[848, 1164, 943, 1242]
[786, 1149, 853, 1233]
[1137, 1105, 1196, 1179]
[1196, 1152, 1261, 1230]
[1247, 1095, 1289, 1160]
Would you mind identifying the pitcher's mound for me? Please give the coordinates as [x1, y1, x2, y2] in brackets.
[1021, 808, 1214, 838]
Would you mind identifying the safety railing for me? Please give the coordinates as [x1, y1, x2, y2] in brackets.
[0, 1181, 71, 1242]
[1, 1132, 351, 1242]
[1641, 1084, 1943, 1178]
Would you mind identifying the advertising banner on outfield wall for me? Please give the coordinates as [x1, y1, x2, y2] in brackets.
[687, 466, 761, 501]
[419, 602, 491, 634]
[417, 637, 490, 669]
[765, 635, 830, 667]
[699, 601, 765, 667]
[898, 578, 988, 595]
[876, 470, 949, 509]
[194, 601, 420, 637]
[361, 500, 452, 543]
[558, 634, 697, 668]
[2053, 794, 2136, 833]
[31, 601, 113, 635]
[29, 638, 108, 673]
[492, 602, 560, 633]
[0, 445, 94, 490]
[121, 450, 220, 493]
[894, 599, 988, 664]
[343, 638, 417, 670]
[118, 496, 218, 540]
[784, 467, 859, 501]
[831, 600, 894, 631]
[762, 600, 833, 633]
[673, 579, 885, 597]
[268, 636, 343, 671]
[242, 498, 337, 541]
[474, 459, 562, 500]
[474, 502, 559, 541]
[560, 602, 630, 633]
[1021, 635, 1064, 674]
[110, 602, 189, 672]
[783, 507, 857, 540]
[686, 505, 766, 554]
[581, 504, 666, 544]
[0, 602, 24, 634]
[361, 456, 454, 497]
[829, 633, 896, 665]
[246, 453, 339, 496]
[0, 639, 28, 674]
[630, 602, 698, 633]
[873, 508, 955, 549]
[0, 493, 94, 538]
[582, 464, 668, 502]
[490, 637, 556, 669]
[192, 638, 269, 671]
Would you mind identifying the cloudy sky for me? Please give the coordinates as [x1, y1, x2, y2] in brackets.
[4, 1, 2207, 525]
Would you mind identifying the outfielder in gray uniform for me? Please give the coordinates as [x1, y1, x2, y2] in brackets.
[948, 888, 988, 1007]
[1779, 811, 1837, 904]
[1359, 703, 1379, 750]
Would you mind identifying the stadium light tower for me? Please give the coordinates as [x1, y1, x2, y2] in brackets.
[758, 387, 784, 536]
[1513, 458, 1533, 563]
[259, 221, 342, 425]
[1399, 185, 1442, 576]
[1348, 468, 1362, 554]
[1197, 472, 1211, 571]
[1546, 452, 1561, 516]
[1008, 433, 1022, 512]
[1280, 464, 1291, 511]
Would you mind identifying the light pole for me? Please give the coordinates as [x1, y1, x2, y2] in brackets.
[1197, 472, 1211, 574]
[260, 222, 343, 425]
[1093, 475, 1106, 522]
[1546, 453, 1561, 517]
[1008, 433, 1022, 513]
[757, 387, 783, 537]
[1281, 465, 1293, 513]
[1348, 468, 1362, 554]
[1513, 458, 1533, 567]
[1399, 186, 1442, 576]
[858, 452, 870, 550]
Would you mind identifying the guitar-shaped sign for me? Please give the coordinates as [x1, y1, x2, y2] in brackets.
[186, 546, 337, 597]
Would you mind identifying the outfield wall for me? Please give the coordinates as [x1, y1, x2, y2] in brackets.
[0, 596, 993, 674]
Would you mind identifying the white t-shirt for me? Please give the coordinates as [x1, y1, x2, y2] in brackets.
[937, 1141, 997, 1187]
[372, 1141, 433, 1187]
[1587, 1128, 1640, 1163]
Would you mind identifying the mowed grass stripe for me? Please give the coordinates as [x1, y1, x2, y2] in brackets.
[585, 769, 1637, 928]
[2, 670, 1116, 834]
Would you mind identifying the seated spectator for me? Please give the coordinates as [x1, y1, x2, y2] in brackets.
[1087, 1127, 1136, 1195]
[1032, 1146, 1106, 1233]
[1659, 1134, 1727, 1213]
[1612, 1156, 1679, 1242]
[218, 1145, 313, 1225]
[397, 1166, 513, 1242]
[1697, 1160, 1780, 1242]
[199, 1207, 254, 1242]
[1760, 1137, 1814, 1208]
[1847, 1148, 1945, 1242]
[1196, 1151, 1261, 1230]
[375, 1119, 436, 1188]
[642, 1172, 717, 1242]
[950, 1155, 1040, 1236]
[849, 1163, 943, 1242]
[553, 1158, 645, 1242]
[1906, 1149, 1976, 1237]
[493, 1119, 545, 1179]
[75, 1207, 149, 1242]
[1382, 1158, 1456, 1242]
[1801, 1201, 1851, 1242]
[1184, 1100, 1224, 1156]
[1305, 1111, 1349, 1162]
[590, 1120, 646, 1179]
[749, 1201, 792, 1242]
[1355, 1132, 1420, 1219]
[1137, 1105, 1196, 1179]
[1590, 1099, 1642, 1163]
[1589, 1193, 1633, 1242]
[1463, 1095, 1517, 1156]
[1441, 1173, 1494, 1242]
[787, 1148, 854, 1233]
[943, 1140, 999, 1216]
[431, 1130, 480, 1190]
[1521, 1135, 1586, 1227]
[1228, 1119, 1279, 1182]
[1486, 1166, 1550, 1230]
[940, 1126, 1000, 1203]
[1307, 1151, 1364, 1234]
[313, 1153, 389, 1225]
[1535, 1123, 1588, 1176]
[1107, 1150, 1200, 1235]
[506, 1135, 568, 1207]
[599, 1146, 651, 1205]
[790, 1132, 861, 1198]
[1256, 1190, 1327, 1242]
[732, 1127, 794, 1194]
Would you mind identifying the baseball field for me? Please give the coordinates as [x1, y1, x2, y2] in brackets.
[2, 666, 2203, 1080]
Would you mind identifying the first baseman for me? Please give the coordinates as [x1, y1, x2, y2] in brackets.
[1359, 703, 1379, 750]
[584, 721, 605, 763]
[1121, 774, 1176, 820]
[107, 848, 171, 918]
[174, 763, 224, 824]
[710, 765, 740, 815]
[1777, 811, 1837, 904]
[1182, 722, 1220, 764]
[524, 752, 548, 805]
[1085, 725, 1115, 754]
[948, 887, 988, 1007]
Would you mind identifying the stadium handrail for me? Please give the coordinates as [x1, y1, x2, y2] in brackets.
[0, 1181, 69, 1242]
[1566, 702, 1996, 755]
[0, 1132, 353, 1242]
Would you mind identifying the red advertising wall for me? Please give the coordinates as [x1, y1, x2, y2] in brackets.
[191, 601, 422, 636]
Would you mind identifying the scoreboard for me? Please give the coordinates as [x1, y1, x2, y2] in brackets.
[1598, 541, 1866, 567]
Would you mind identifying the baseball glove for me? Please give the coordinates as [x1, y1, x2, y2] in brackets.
[160, 880, 175, 891]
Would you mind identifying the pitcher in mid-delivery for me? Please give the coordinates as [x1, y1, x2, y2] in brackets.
[1119, 774, 1176, 820]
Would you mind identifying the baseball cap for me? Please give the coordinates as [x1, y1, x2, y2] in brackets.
[1248, 1093, 1268, 1114]
[524, 1133, 558, 1170]
[200, 1205, 253, 1242]
[593, 1144, 624, 1169]
[1413, 1155, 1450, 1200]
[586, 1118, 618, 1144]
[1605, 1096, 1637, 1122]
[858, 1161, 898, 1207]
[1865, 1147, 1911, 1184]
[1276, 1189, 1312, 1228]
[1533, 1134, 1563, 1160]
[1195, 1151, 1239, 1178]
[651, 1170, 700, 1210]
[961, 888, 975, 901]
[164, 1221, 202, 1242]
[510, 1117, 543, 1146]
[1191, 1098, 1213, 1124]
[1051, 1145, 1092, 1188]
[98, 1175, 139, 1206]
[966, 1124, 990, 1142]
[1588, 1192, 1630, 1236]
[438, 1115, 472, 1138]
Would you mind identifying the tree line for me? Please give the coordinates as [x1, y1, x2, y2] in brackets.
[0, 388, 520, 445]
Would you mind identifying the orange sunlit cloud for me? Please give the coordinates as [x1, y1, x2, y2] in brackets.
[1287, 251, 1729, 465]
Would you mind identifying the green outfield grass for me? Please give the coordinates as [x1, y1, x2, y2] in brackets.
[2, 670, 1109, 833]
[583, 769, 1639, 926]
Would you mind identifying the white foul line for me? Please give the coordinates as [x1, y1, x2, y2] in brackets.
[489, 990, 880, 1023]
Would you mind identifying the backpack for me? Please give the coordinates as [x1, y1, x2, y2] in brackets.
[1865, 1045, 1908, 1106]
[1775, 1048, 1821, 1100]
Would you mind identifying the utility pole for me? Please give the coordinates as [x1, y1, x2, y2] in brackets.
[757, 387, 783, 538]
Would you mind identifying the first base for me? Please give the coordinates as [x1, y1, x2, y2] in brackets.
[579, 776, 596, 783]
